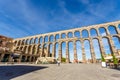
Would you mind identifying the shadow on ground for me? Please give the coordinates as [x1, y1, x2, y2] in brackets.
[0, 64, 48, 80]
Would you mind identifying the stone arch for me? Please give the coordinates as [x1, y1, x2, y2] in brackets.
[108, 25, 118, 35]
[43, 43, 47, 57]
[99, 27, 107, 36]
[49, 43, 53, 57]
[55, 42, 59, 59]
[82, 29, 89, 38]
[39, 37, 43, 43]
[44, 36, 48, 42]
[74, 31, 80, 38]
[21, 40, 25, 45]
[18, 40, 21, 46]
[38, 44, 42, 55]
[68, 32, 73, 38]
[28, 45, 32, 54]
[84, 40, 91, 61]
[23, 46, 27, 54]
[118, 24, 120, 30]
[61, 41, 66, 60]
[102, 37, 112, 55]
[68, 41, 74, 62]
[55, 34, 59, 41]
[30, 38, 34, 44]
[32, 45, 36, 55]
[75, 40, 82, 61]
[20, 46, 23, 51]
[92, 39, 101, 59]
[34, 37, 39, 44]
[61, 33, 66, 39]
[90, 28, 98, 37]
[49, 35, 54, 42]
[14, 41, 17, 46]
[112, 36, 120, 50]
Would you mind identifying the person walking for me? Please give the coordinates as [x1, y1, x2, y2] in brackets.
[57, 60, 60, 66]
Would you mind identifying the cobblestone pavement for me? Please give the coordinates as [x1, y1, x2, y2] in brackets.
[0, 63, 120, 80]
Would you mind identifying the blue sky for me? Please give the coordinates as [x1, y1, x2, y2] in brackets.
[0, 0, 120, 38]
[0, 0, 120, 61]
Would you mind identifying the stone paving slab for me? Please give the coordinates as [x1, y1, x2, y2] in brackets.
[0, 63, 120, 80]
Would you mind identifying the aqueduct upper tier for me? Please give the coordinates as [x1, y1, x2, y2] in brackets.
[13, 20, 120, 63]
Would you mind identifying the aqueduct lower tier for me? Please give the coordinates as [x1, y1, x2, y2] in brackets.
[13, 21, 120, 63]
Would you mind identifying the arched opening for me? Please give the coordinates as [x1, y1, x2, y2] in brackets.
[68, 41, 74, 62]
[119, 24, 120, 30]
[44, 36, 48, 42]
[39, 37, 43, 44]
[55, 34, 59, 41]
[102, 38, 111, 55]
[99, 27, 107, 36]
[61, 42, 66, 62]
[92, 39, 101, 59]
[112, 36, 120, 50]
[20, 47, 23, 51]
[74, 31, 80, 38]
[68, 32, 73, 38]
[30, 38, 34, 44]
[43, 44, 47, 57]
[35, 38, 39, 44]
[32, 45, 36, 55]
[28, 46, 32, 54]
[50, 35, 54, 42]
[18, 40, 21, 46]
[76, 40, 82, 61]
[84, 40, 91, 62]
[14, 41, 17, 46]
[90, 28, 97, 37]
[26, 39, 29, 45]
[38, 44, 42, 55]
[23, 46, 27, 54]
[49, 44, 53, 57]
[82, 30, 89, 38]
[61, 33, 66, 39]
[108, 26, 117, 35]
[55, 42, 59, 59]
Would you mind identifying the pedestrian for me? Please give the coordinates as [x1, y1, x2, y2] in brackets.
[57, 60, 60, 66]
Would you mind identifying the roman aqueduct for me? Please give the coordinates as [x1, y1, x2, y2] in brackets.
[13, 21, 120, 63]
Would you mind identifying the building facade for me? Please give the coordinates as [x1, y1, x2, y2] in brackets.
[0, 35, 13, 62]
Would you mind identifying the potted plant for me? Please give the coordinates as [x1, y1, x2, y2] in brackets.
[101, 54, 106, 68]
[112, 53, 118, 69]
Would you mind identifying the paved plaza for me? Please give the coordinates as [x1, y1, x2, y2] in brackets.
[0, 63, 120, 80]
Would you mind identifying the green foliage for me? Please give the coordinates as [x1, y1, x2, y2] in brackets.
[101, 54, 105, 62]
[61, 57, 66, 62]
[112, 54, 118, 65]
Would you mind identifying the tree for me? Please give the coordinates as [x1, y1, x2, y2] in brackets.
[61, 57, 66, 62]
[101, 54, 105, 62]
[112, 53, 118, 65]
